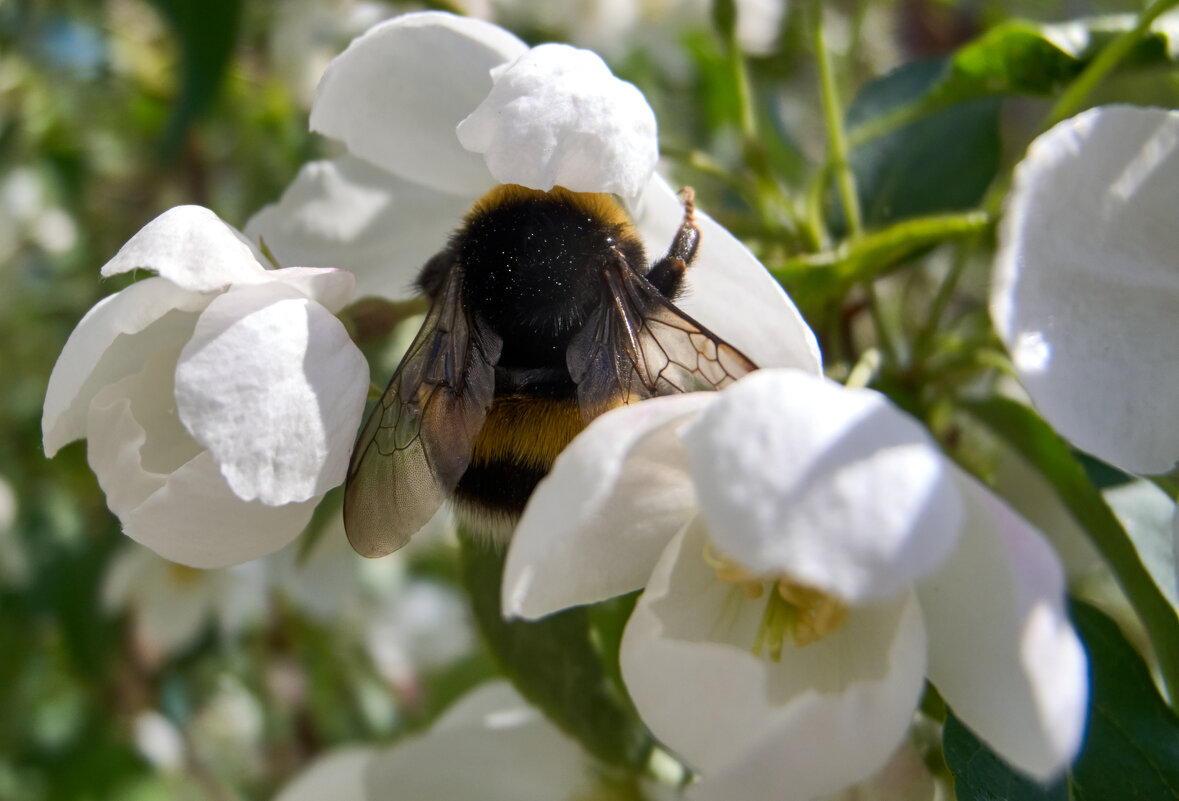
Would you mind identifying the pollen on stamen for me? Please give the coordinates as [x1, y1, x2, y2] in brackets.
[700, 542, 851, 658]
[702, 542, 764, 598]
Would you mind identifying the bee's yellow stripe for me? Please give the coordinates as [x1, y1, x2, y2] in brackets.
[471, 396, 586, 471]
[466, 185, 638, 241]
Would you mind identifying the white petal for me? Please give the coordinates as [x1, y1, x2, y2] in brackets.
[245, 156, 473, 301]
[364, 680, 599, 800]
[993, 444, 1100, 581]
[623, 520, 927, 799]
[85, 351, 200, 519]
[43, 277, 207, 456]
[174, 283, 369, 505]
[684, 370, 962, 602]
[992, 105, 1179, 474]
[430, 680, 532, 733]
[266, 267, 357, 313]
[634, 174, 821, 372]
[310, 12, 526, 195]
[456, 43, 658, 199]
[917, 468, 1088, 780]
[502, 393, 712, 619]
[122, 451, 319, 568]
[100, 206, 267, 291]
[275, 747, 374, 801]
[85, 347, 317, 566]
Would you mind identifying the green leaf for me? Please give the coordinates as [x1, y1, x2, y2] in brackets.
[1069, 602, 1179, 799]
[959, 395, 1179, 709]
[1104, 479, 1179, 620]
[147, 0, 243, 158]
[773, 210, 990, 309]
[838, 59, 1002, 230]
[459, 535, 656, 772]
[944, 713, 1068, 801]
[945, 602, 1179, 800]
[846, 14, 1179, 148]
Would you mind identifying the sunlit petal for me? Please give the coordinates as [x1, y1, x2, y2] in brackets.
[174, 284, 369, 505]
[684, 370, 962, 602]
[457, 43, 658, 199]
[917, 468, 1088, 780]
[310, 11, 526, 195]
[992, 105, 1179, 473]
[99, 205, 267, 291]
[623, 521, 927, 798]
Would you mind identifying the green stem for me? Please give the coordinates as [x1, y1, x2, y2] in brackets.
[912, 235, 977, 366]
[811, 0, 863, 239]
[724, 17, 805, 238]
[846, 99, 931, 150]
[772, 210, 991, 286]
[1043, 0, 1179, 130]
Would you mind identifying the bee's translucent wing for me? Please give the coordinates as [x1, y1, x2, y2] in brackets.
[567, 258, 758, 420]
[344, 264, 501, 557]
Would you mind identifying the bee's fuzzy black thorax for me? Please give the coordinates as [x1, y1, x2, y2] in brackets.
[458, 185, 646, 366]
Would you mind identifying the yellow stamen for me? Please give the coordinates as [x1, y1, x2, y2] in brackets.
[704, 543, 850, 658]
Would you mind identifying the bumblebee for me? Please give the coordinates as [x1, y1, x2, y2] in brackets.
[343, 184, 757, 556]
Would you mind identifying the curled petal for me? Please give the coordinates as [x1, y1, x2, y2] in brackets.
[265, 267, 358, 314]
[457, 43, 658, 199]
[917, 468, 1088, 780]
[100, 206, 266, 292]
[503, 393, 711, 619]
[123, 451, 319, 568]
[684, 370, 962, 602]
[622, 521, 927, 799]
[85, 352, 200, 520]
[245, 156, 472, 301]
[43, 277, 206, 456]
[992, 105, 1179, 473]
[311, 12, 526, 195]
[174, 284, 369, 506]
[634, 175, 821, 373]
[87, 367, 316, 567]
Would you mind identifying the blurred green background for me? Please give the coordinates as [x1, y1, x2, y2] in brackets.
[0, 1, 1171, 799]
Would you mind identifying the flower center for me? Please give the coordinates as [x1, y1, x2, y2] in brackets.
[704, 544, 849, 660]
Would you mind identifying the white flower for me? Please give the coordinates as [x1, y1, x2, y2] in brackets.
[503, 369, 1088, 798]
[364, 579, 475, 691]
[485, 0, 785, 62]
[42, 206, 370, 567]
[273, 681, 675, 801]
[245, 12, 816, 373]
[102, 544, 269, 661]
[992, 104, 1179, 475]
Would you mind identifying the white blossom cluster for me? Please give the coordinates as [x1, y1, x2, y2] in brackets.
[43, 10, 1172, 801]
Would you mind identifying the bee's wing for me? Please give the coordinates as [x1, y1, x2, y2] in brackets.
[567, 257, 757, 420]
[344, 264, 501, 557]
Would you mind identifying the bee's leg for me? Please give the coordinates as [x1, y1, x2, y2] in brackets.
[647, 187, 700, 300]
